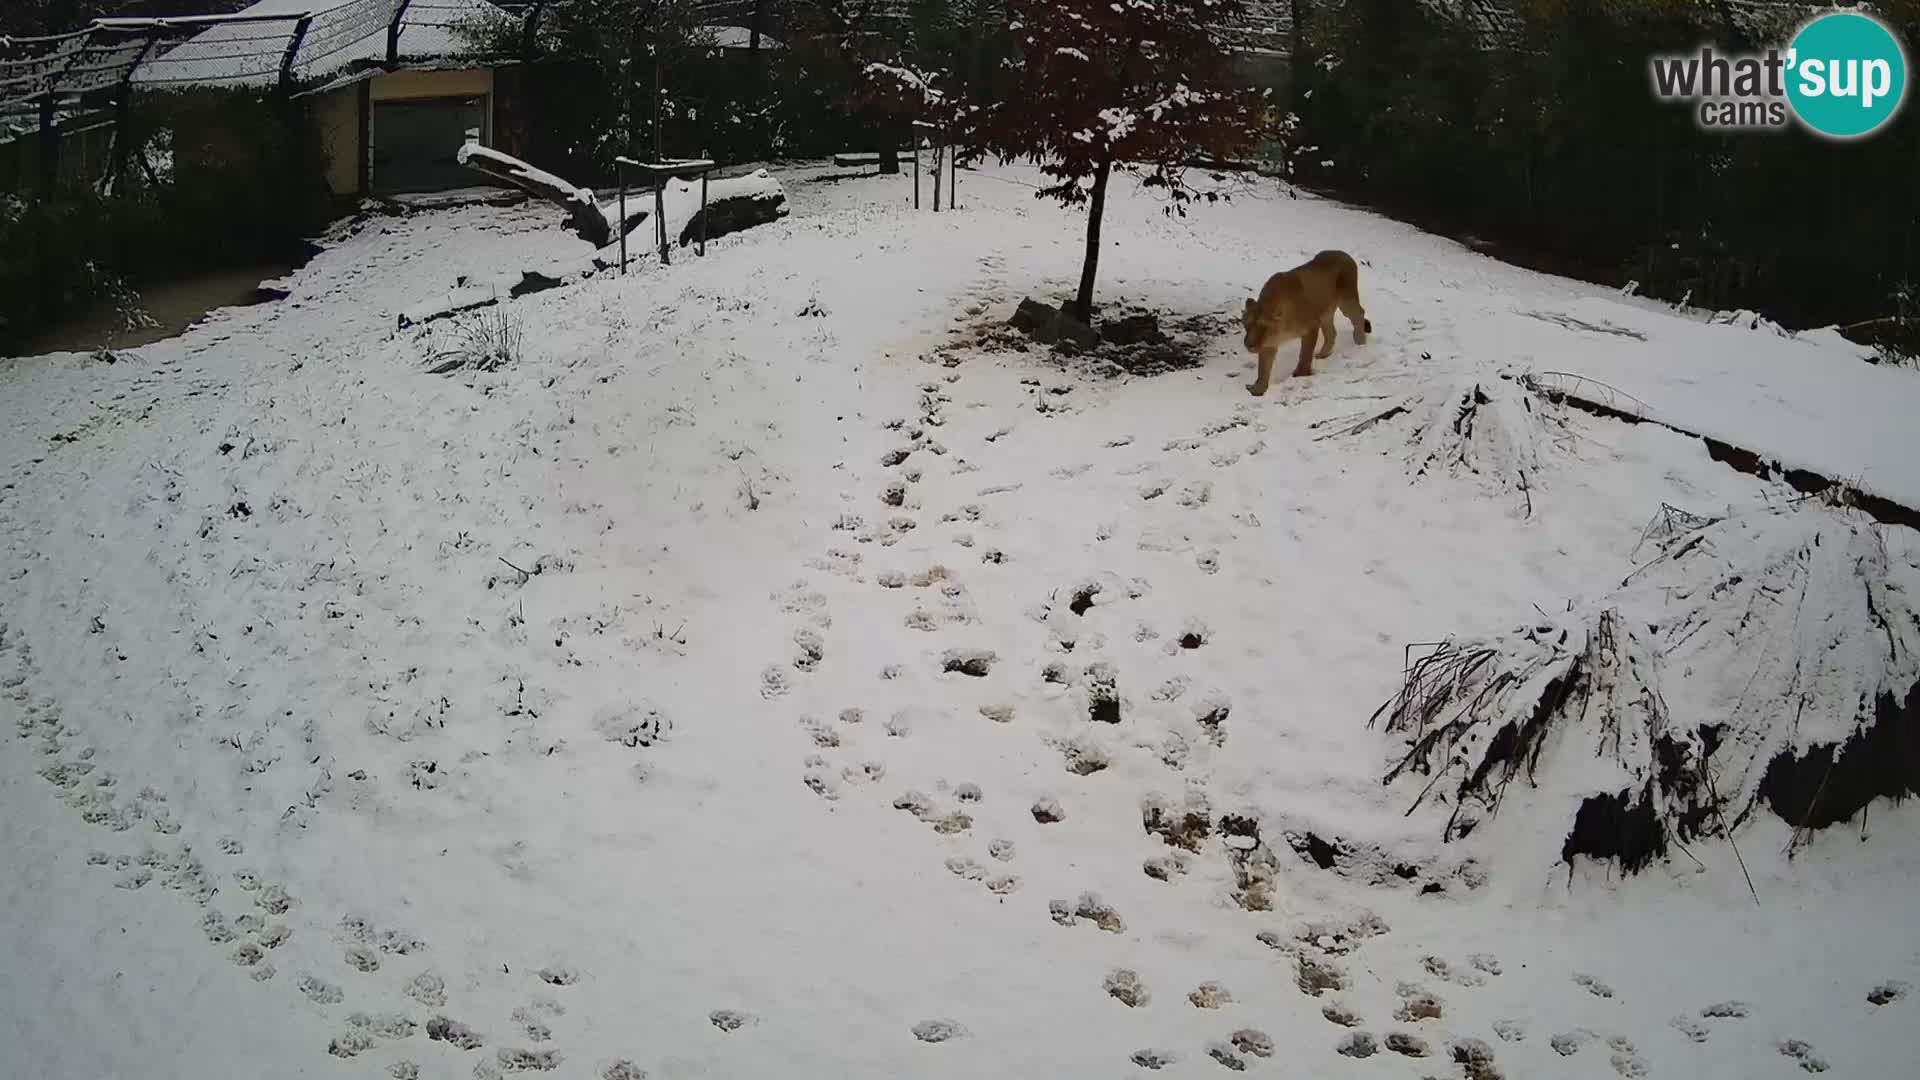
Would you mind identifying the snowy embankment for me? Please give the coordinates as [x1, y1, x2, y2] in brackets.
[3, 163, 1918, 1080]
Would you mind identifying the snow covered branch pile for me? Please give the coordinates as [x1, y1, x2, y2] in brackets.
[1374, 506, 1920, 874]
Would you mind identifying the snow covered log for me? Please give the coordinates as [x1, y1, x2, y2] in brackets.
[457, 142, 618, 248]
[653, 169, 790, 250]
[1373, 505, 1920, 874]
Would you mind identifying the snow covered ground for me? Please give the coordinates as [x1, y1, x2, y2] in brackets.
[4, 162, 1918, 1080]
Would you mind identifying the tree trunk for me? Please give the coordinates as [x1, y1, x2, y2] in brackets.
[1074, 156, 1114, 323]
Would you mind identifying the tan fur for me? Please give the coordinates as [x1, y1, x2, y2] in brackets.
[1240, 250, 1372, 396]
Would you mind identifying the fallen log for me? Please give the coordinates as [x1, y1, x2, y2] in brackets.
[455, 142, 625, 248]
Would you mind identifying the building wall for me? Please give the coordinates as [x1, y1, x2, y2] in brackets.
[313, 67, 497, 198]
[372, 68, 494, 106]
[314, 86, 360, 197]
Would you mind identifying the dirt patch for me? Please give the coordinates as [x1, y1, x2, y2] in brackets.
[936, 300, 1232, 378]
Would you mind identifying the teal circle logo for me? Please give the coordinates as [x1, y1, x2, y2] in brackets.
[1786, 12, 1908, 139]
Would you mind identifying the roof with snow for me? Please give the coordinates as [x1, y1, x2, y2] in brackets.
[131, 0, 507, 89]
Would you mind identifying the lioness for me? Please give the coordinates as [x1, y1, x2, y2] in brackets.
[1240, 250, 1371, 395]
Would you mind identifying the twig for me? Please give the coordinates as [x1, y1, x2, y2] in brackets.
[499, 556, 531, 580]
[1701, 764, 1760, 906]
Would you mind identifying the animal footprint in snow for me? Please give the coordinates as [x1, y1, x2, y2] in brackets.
[1700, 999, 1750, 1019]
[1230, 1029, 1273, 1058]
[1778, 1040, 1829, 1073]
[1670, 1015, 1711, 1043]
[985, 874, 1019, 895]
[1869, 980, 1909, 1005]
[1130, 1048, 1178, 1070]
[940, 648, 995, 677]
[1384, 1032, 1431, 1058]
[1550, 1029, 1595, 1056]
[802, 767, 840, 800]
[988, 839, 1015, 861]
[759, 665, 791, 699]
[1104, 969, 1149, 1007]
[1143, 852, 1190, 881]
[1188, 982, 1233, 1008]
[945, 857, 986, 881]
[1295, 953, 1347, 996]
[511, 1004, 558, 1042]
[710, 1009, 756, 1033]
[1321, 1003, 1361, 1027]
[792, 629, 825, 672]
[929, 811, 972, 834]
[1196, 549, 1220, 574]
[1336, 1032, 1378, 1058]
[840, 761, 886, 785]
[594, 702, 670, 748]
[1058, 734, 1109, 775]
[1393, 987, 1444, 1021]
[217, 836, 243, 855]
[495, 1047, 563, 1071]
[425, 1016, 484, 1050]
[1176, 481, 1212, 507]
[231, 943, 264, 967]
[913, 1018, 963, 1043]
[297, 974, 344, 1005]
[536, 965, 580, 987]
[406, 972, 447, 1007]
[1572, 972, 1615, 998]
[343, 945, 380, 973]
[352, 1012, 419, 1040]
[328, 1030, 376, 1058]
[1493, 1019, 1525, 1042]
[1452, 1038, 1502, 1080]
[201, 912, 236, 944]
[1055, 892, 1124, 933]
[1031, 798, 1066, 823]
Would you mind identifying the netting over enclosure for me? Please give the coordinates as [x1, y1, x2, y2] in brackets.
[0, 0, 504, 143]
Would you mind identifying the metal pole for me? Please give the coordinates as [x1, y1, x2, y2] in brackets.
[932, 139, 941, 213]
[655, 180, 668, 265]
[698, 165, 709, 256]
[949, 133, 958, 210]
[618, 159, 627, 274]
[913, 130, 920, 209]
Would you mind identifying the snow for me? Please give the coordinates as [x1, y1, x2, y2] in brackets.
[4, 162, 1919, 1080]
[1510, 296, 1920, 510]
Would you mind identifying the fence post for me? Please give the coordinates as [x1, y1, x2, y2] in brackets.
[698, 162, 709, 257]
[655, 179, 669, 265]
[37, 93, 60, 196]
[110, 33, 162, 197]
[618, 158, 628, 275]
